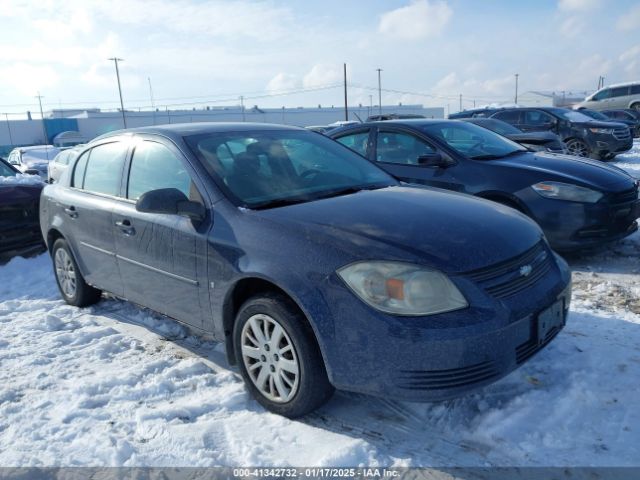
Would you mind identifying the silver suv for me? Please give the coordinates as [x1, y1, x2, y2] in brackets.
[575, 82, 640, 112]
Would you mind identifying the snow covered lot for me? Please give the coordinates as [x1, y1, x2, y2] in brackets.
[1, 141, 639, 467]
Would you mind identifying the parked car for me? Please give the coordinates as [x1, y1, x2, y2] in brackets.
[6, 145, 60, 179]
[366, 113, 426, 121]
[0, 158, 45, 263]
[330, 119, 639, 251]
[602, 110, 640, 138]
[448, 108, 502, 119]
[574, 81, 640, 112]
[48, 144, 84, 183]
[489, 107, 632, 160]
[304, 125, 335, 134]
[40, 123, 571, 417]
[580, 109, 639, 139]
[461, 117, 566, 153]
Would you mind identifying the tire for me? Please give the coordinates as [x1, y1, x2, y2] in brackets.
[630, 103, 640, 112]
[51, 238, 102, 307]
[565, 138, 591, 158]
[233, 293, 334, 418]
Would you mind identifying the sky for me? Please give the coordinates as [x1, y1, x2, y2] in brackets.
[0, 0, 638, 115]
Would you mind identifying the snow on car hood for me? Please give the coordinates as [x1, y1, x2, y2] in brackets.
[0, 173, 44, 186]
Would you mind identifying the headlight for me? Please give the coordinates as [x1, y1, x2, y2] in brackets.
[588, 128, 613, 134]
[531, 182, 603, 203]
[337, 261, 468, 316]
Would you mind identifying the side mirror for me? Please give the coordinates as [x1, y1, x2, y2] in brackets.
[417, 152, 449, 168]
[136, 188, 206, 221]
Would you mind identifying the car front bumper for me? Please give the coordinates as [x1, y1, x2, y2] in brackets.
[318, 250, 571, 401]
[586, 133, 633, 158]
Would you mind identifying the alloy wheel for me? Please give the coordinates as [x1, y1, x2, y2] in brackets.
[54, 248, 77, 298]
[566, 139, 589, 157]
[241, 313, 300, 403]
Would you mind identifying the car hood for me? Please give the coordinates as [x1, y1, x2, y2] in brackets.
[505, 132, 560, 144]
[256, 186, 543, 274]
[499, 151, 636, 190]
[573, 120, 630, 129]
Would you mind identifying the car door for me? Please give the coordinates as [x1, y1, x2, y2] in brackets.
[111, 137, 211, 330]
[610, 86, 630, 109]
[590, 88, 612, 110]
[520, 109, 556, 133]
[371, 127, 463, 191]
[55, 141, 127, 296]
[490, 110, 523, 129]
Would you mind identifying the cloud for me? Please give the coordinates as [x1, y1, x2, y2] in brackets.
[620, 45, 640, 75]
[617, 5, 640, 31]
[0, 63, 59, 96]
[378, 0, 452, 40]
[560, 16, 585, 37]
[266, 73, 301, 93]
[303, 64, 343, 88]
[557, 0, 601, 12]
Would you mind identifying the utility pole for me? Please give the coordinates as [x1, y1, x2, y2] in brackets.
[148, 77, 156, 125]
[35, 92, 48, 148]
[514, 73, 519, 104]
[108, 57, 127, 128]
[240, 96, 245, 122]
[343, 63, 349, 121]
[376, 68, 383, 115]
[4, 113, 13, 147]
[459, 93, 462, 112]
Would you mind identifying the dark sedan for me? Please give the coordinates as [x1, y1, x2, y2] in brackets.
[0, 158, 45, 263]
[462, 117, 566, 153]
[40, 123, 571, 417]
[490, 107, 632, 160]
[330, 120, 639, 251]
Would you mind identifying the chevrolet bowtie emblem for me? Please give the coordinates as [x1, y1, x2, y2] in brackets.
[520, 265, 533, 277]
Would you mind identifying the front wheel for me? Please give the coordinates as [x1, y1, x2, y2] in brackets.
[52, 238, 102, 307]
[565, 138, 591, 158]
[234, 293, 334, 418]
[630, 103, 640, 112]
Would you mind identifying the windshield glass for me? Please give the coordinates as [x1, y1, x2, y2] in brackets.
[582, 110, 610, 121]
[421, 122, 526, 160]
[186, 129, 396, 209]
[554, 110, 594, 122]
[0, 160, 16, 177]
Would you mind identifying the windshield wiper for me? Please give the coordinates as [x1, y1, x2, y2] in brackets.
[470, 150, 525, 160]
[249, 184, 389, 210]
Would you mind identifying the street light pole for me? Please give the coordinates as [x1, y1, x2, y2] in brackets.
[343, 63, 349, 121]
[4, 113, 14, 147]
[35, 92, 48, 144]
[376, 68, 383, 115]
[108, 57, 127, 128]
[514, 73, 519, 104]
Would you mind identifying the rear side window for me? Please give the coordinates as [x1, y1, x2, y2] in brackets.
[630, 84, 640, 95]
[376, 130, 436, 165]
[127, 141, 201, 202]
[335, 130, 370, 157]
[492, 110, 521, 124]
[611, 86, 630, 97]
[524, 110, 554, 125]
[82, 142, 128, 196]
[72, 152, 89, 187]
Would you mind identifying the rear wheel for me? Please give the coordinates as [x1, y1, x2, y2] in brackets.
[565, 138, 590, 158]
[630, 103, 640, 112]
[52, 238, 102, 307]
[234, 293, 334, 418]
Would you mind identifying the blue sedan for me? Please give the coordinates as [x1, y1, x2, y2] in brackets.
[40, 123, 571, 417]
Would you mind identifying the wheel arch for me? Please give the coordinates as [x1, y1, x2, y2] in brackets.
[222, 276, 326, 369]
[475, 191, 531, 216]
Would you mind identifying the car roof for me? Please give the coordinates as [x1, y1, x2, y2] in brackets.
[16, 145, 57, 152]
[93, 122, 306, 143]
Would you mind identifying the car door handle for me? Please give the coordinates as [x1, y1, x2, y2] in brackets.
[64, 206, 78, 218]
[115, 219, 136, 236]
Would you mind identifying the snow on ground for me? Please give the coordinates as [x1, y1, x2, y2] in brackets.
[1, 140, 639, 467]
[614, 138, 640, 179]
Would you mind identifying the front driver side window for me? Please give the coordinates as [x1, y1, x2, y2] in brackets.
[593, 89, 611, 101]
[127, 141, 202, 203]
[376, 131, 435, 165]
[335, 131, 370, 157]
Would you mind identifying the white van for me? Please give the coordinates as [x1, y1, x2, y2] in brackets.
[575, 82, 640, 111]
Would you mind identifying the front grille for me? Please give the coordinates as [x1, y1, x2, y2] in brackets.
[397, 360, 499, 390]
[463, 242, 552, 299]
[613, 128, 631, 140]
[516, 324, 561, 364]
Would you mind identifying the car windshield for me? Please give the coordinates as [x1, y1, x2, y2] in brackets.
[421, 122, 527, 160]
[185, 129, 396, 209]
[582, 110, 610, 121]
[0, 160, 16, 177]
[471, 119, 522, 135]
[555, 110, 594, 122]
